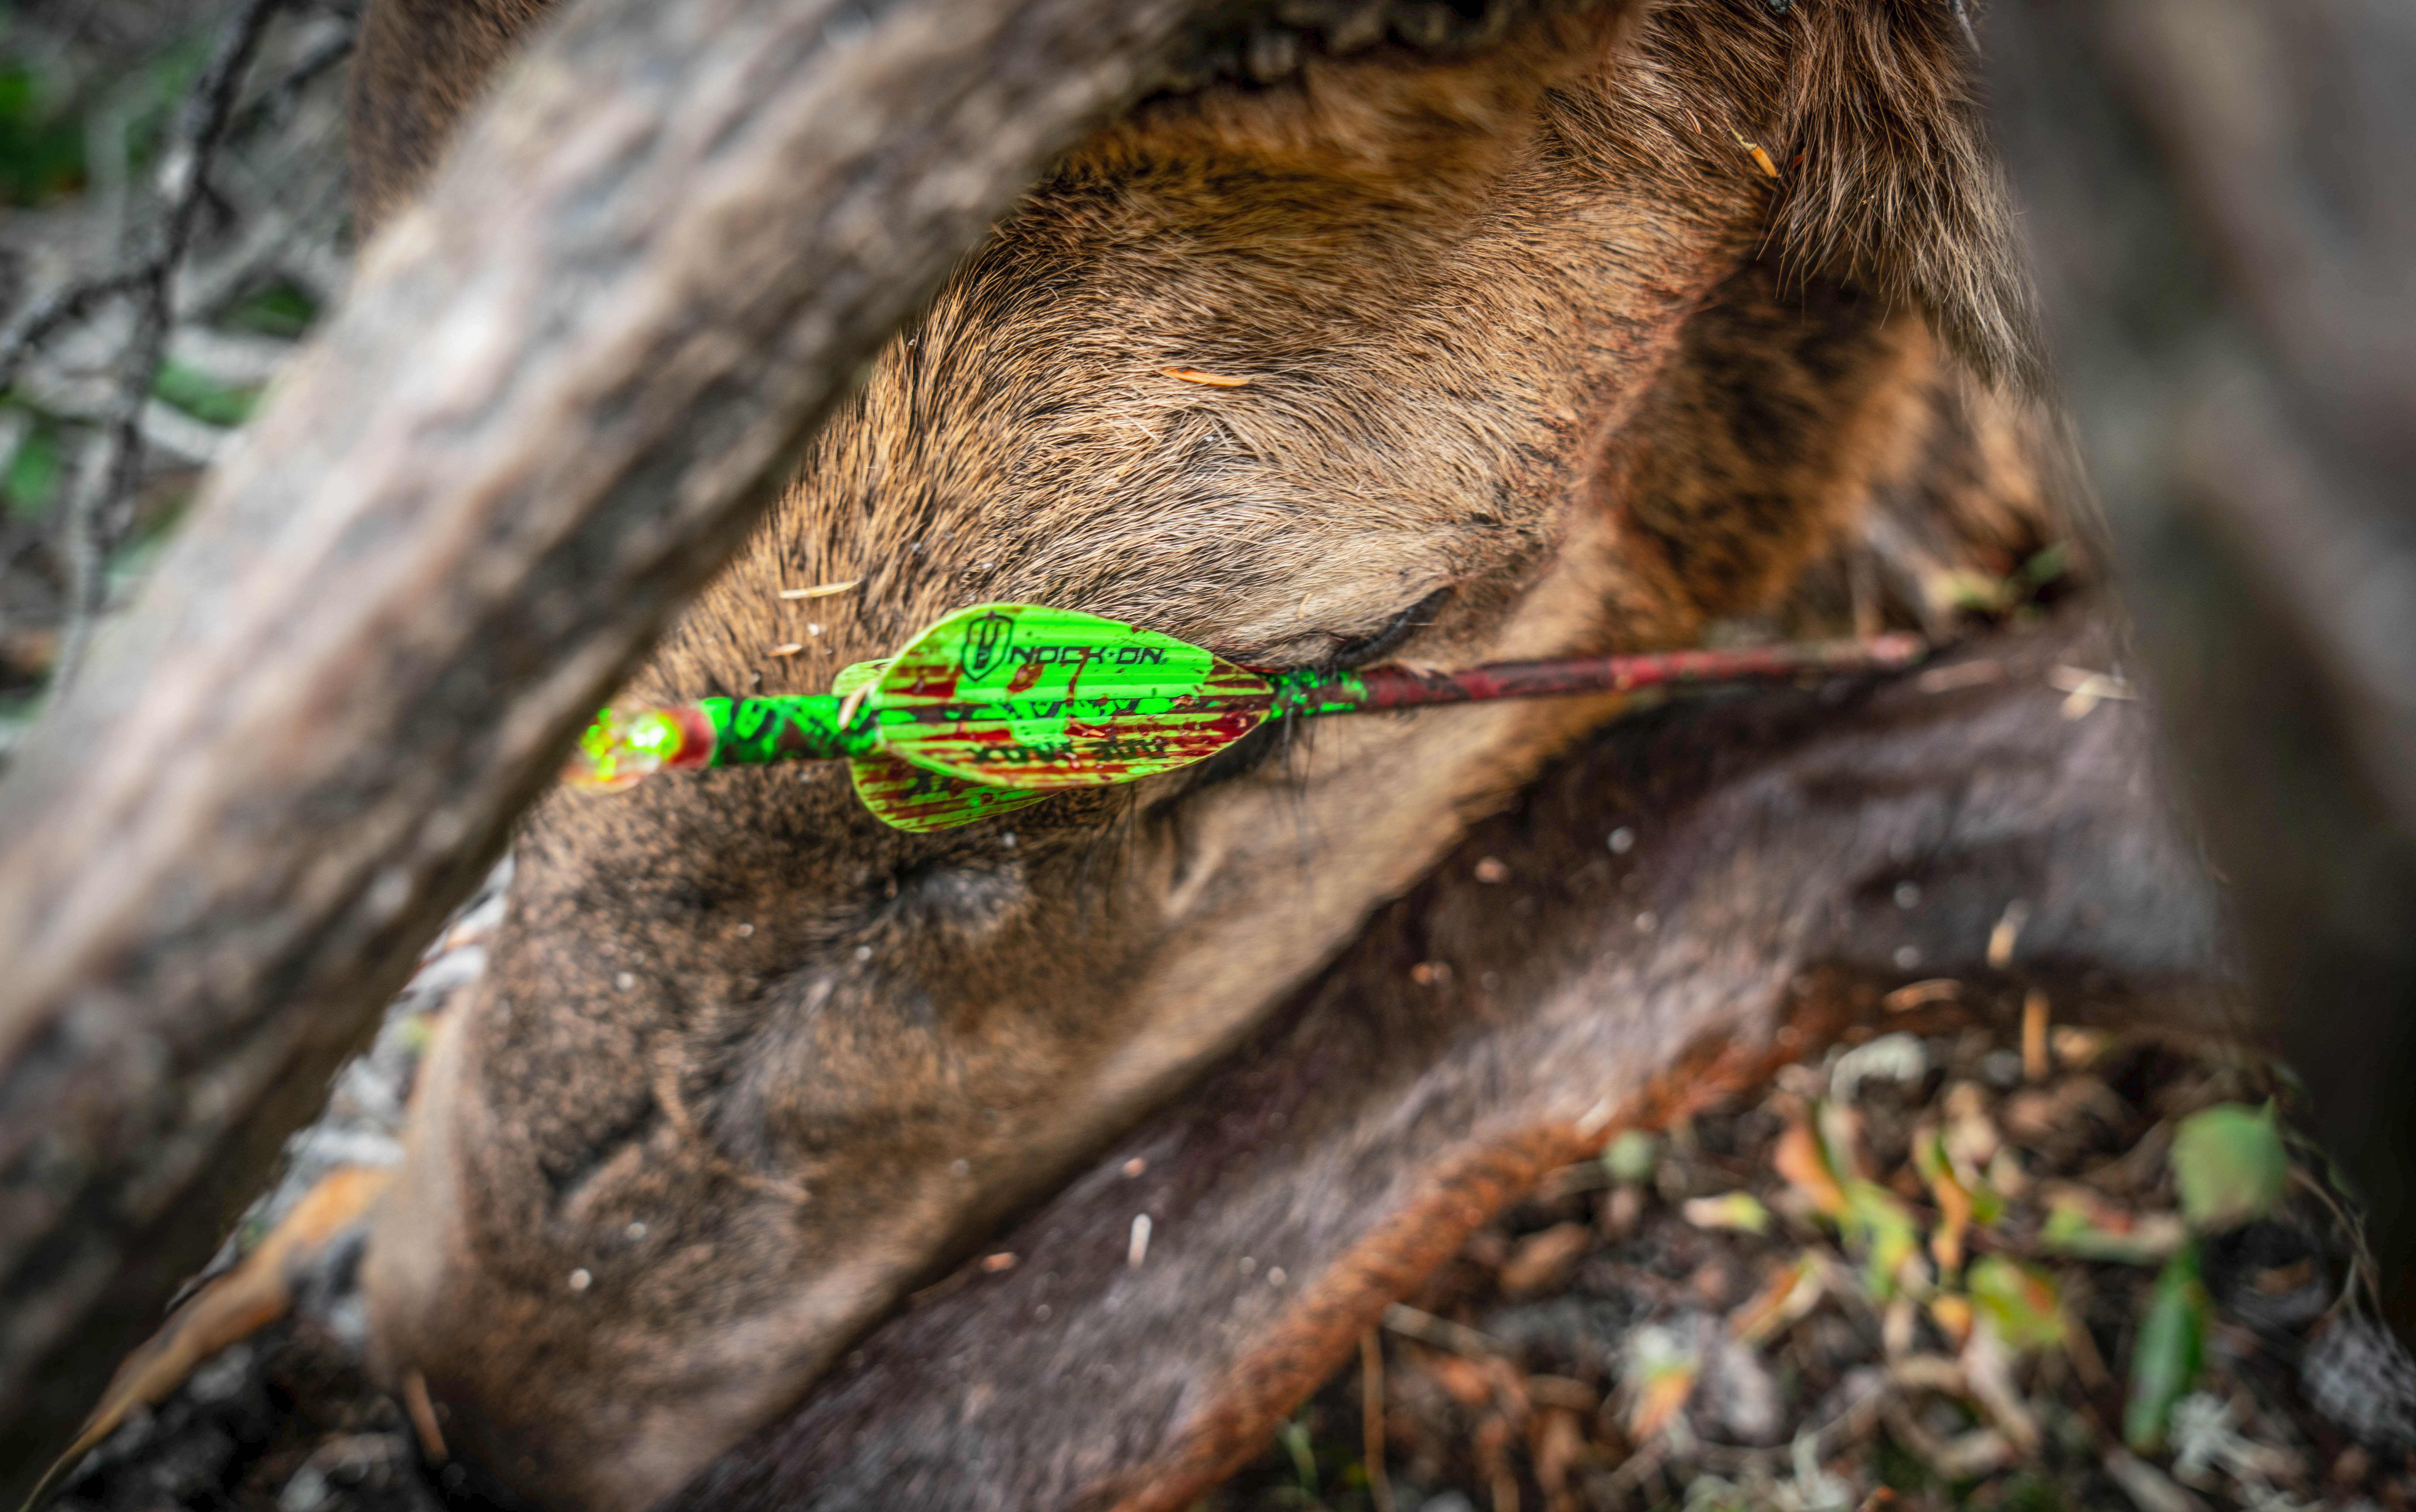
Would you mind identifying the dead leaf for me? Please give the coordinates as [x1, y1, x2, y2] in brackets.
[1731, 1254, 1825, 1345]
[1968, 1255, 2066, 1353]
[1500, 1222, 1592, 1295]
[1525, 1375, 1599, 1413]
[1775, 1115, 1848, 1219]
[1682, 1192, 1772, 1236]
[1913, 1124, 1973, 1273]
[2039, 1185, 2186, 1263]
[1530, 1405, 1587, 1507]
[1622, 1323, 1701, 1441]
[1885, 1402, 2014, 1481]
[1941, 1082, 2002, 1181]
[2052, 1025, 2113, 1071]
[2022, 989, 2051, 1082]
[1883, 978, 1962, 1013]
[776, 578, 861, 599]
[2104, 1448, 2211, 1512]
[33, 1167, 391, 1504]
[1988, 899, 2030, 969]
[1960, 1317, 2042, 1449]
[1927, 1294, 1974, 1347]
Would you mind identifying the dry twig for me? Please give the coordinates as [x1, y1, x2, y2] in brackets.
[53, 0, 288, 690]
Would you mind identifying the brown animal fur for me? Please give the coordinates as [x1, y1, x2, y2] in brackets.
[347, 3, 2062, 1508]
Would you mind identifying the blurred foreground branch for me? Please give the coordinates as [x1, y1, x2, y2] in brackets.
[0, 0, 1198, 1488]
[1987, 0, 2416, 1335]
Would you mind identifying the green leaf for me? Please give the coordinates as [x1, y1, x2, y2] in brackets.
[2022, 541, 2072, 588]
[2039, 1192, 2185, 1264]
[1968, 1256, 2066, 1353]
[2169, 1102, 2287, 1231]
[1843, 1180, 1923, 1301]
[1278, 1411, 1319, 1497]
[4, 421, 62, 518]
[221, 278, 318, 340]
[0, 66, 86, 205]
[152, 360, 261, 427]
[2125, 1243, 2208, 1453]
[1681, 1192, 1771, 1236]
[1604, 1129, 1659, 1184]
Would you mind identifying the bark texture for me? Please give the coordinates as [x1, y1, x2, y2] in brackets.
[0, 0, 1199, 1485]
[1986, 0, 2416, 1332]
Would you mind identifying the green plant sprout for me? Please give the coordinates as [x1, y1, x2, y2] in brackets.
[567, 602, 1927, 831]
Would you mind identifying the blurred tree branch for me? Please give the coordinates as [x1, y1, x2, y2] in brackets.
[0, 0, 1202, 1492]
[1987, 0, 2416, 1337]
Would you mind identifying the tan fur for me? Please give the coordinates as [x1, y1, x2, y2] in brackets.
[348, 4, 2062, 1508]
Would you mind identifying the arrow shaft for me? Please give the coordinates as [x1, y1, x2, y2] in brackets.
[1273, 633, 1927, 716]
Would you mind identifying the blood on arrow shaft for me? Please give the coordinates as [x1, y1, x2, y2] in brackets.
[1274, 633, 1929, 716]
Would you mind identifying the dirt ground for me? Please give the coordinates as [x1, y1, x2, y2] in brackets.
[1206, 981, 2416, 1512]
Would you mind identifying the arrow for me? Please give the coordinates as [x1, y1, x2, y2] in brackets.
[568, 602, 1927, 831]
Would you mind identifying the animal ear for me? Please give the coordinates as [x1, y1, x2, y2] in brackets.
[1769, 2, 2044, 393]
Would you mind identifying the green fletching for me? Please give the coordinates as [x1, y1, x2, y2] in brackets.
[863, 602, 1277, 790]
[849, 752, 1053, 832]
[1272, 666, 1369, 718]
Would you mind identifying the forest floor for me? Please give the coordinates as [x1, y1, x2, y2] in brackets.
[41, 921, 2416, 1512]
[1206, 980, 2416, 1512]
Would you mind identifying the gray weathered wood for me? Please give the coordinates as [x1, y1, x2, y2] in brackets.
[1986, 0, 2416, 1332]
[0, 0, 1198, 1484]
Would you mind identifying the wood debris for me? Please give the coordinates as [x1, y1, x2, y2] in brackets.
[1160, 366, 1252, 387]
[777, 578, 861, 599]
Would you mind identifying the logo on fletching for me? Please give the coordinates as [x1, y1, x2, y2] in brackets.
[960, 612, 1014, 680]
[867, 602, 1274, 796]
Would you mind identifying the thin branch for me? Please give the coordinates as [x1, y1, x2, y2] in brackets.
[52, 0, 287, 691]
[239, 20, 356, 134]
[0, 270, 148, 397]
[0, 2, 355, 405]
